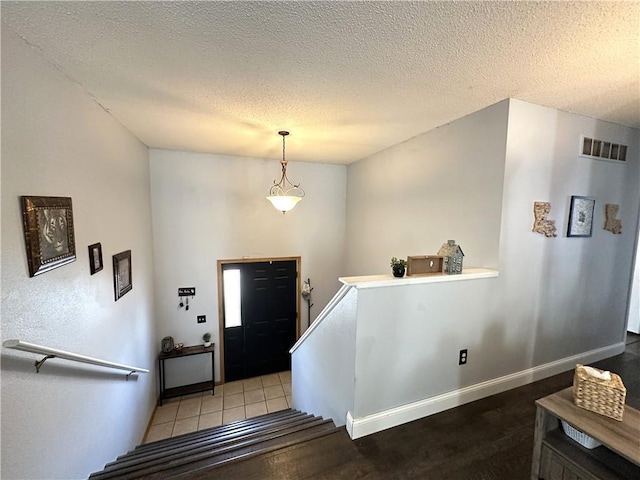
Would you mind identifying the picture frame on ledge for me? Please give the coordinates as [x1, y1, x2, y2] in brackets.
[88, 243, 103, 275]
[20, 196, 76, 277]
[113, 250, 132, 301]
[567, 195, 595, 237]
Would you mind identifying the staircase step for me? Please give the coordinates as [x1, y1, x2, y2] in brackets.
[90, 418, 336, 480]
[116, 410, 308, 462]
[170, 427, 351, 480]
[131, 409, 299, 455]
[140, 422, 341, 479]
[100, 414, 322, 474]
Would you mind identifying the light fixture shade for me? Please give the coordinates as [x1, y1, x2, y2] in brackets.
[266, 195, 302, 213]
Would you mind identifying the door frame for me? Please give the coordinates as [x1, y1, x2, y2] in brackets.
[216, 256, 301, 384]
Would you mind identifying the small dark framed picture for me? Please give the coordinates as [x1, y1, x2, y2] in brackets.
[567, 196, 596, 237]
[21, 196, 76, 277]
[88, 243, 103, 275]
[113, 250, 132, 301]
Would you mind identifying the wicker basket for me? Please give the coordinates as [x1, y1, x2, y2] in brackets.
[561, 420, 601, 449]
[573, 364, 626, 421]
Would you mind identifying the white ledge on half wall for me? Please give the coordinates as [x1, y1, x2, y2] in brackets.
[338, 268, 499, 289]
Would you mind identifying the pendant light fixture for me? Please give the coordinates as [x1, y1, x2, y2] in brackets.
[266, 131, 305, 213]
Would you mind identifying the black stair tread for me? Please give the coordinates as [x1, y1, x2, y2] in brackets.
[140, 423, 342, 480]
[91, 419, 336, 480]
[101, 414, 325, 473]
[131, 409, 301, 454]
[94, 417, 332, 479]
[123, 410, 303, 460]
[170, 427, 353, 480]
[109, 413, 316, 469]
[116, 410, 310, 463]
[137, 408, 298, 449]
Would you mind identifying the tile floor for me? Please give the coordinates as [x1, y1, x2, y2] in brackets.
[144, 334, 640, 444]
[145, 371, 292, 444]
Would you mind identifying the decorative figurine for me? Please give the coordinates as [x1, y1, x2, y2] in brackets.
[437, 240, 464, 274]
[161, 336, 175, 353]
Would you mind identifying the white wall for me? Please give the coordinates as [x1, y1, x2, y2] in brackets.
[499, 99, 639, 365]
[352, 277, 499, 418]
[149, 149, 346, 385]
[629, 240, 640, 334]
[291, 286, 357, 426]
[343, 97, 639, 424]
[1, 28, 157, 479]
[345, 100, 510, 275]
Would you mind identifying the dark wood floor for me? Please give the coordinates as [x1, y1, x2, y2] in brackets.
[205, 333, 640, 479]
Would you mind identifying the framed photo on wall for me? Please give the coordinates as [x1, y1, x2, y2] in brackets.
[21, 196, 76, 277]
[88, 243, 103, 275]
[567, 195, 595, 237]
[113, 250, 132, 301]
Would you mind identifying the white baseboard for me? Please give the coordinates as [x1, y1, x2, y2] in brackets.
[346, 342, 625, 439]
[345, 411, 355, 438]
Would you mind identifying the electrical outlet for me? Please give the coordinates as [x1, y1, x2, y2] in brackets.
[459, 349, 468, 365]
[197, 315, 206, 324]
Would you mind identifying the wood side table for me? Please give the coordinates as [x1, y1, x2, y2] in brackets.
[531, 387, 639, 480]
[158, 344, 215, 405]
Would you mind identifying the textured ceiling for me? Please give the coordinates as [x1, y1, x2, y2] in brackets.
[2, 1, 639, 164]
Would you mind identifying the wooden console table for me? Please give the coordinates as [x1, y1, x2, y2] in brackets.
[158, 344, 215, 405]
[531, 387, 640, 479]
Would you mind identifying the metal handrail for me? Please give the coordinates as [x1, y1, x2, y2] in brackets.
[2, 339, 149, 379]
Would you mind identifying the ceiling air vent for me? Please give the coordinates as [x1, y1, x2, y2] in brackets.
[580, 135, 627, 163]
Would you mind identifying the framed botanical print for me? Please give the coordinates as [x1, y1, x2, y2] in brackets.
[567, 196, 595, 237]
[113, 250, 132, 301]
[21, 196, 76, 277]
[88, 243, 103, 275]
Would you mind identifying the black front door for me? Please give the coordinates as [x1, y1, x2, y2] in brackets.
[223, 260, 297, 382]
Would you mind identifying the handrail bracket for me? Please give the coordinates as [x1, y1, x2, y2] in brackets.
[126, 370, 137, 381]
[35, 354, 57, 373]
